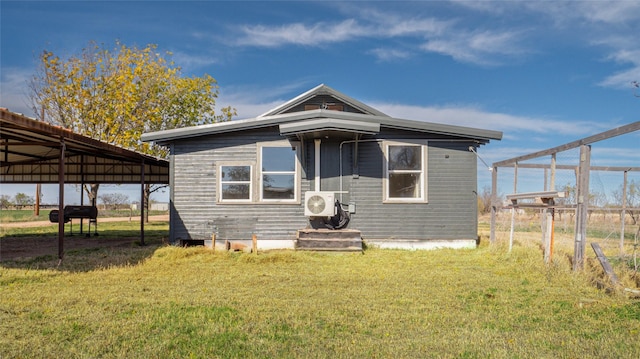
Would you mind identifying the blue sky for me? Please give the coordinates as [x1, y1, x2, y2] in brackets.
[1, 1, 639, 205]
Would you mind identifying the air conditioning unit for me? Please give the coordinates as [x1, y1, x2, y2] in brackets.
[304, 191, 336, 217]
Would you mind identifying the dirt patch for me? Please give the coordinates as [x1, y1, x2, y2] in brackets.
[0, 215, 168, 261]
[0, 214, 168, 228]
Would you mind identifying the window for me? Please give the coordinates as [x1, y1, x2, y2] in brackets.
[219, 164, 252, 202]
[259, 144, 299, 202]
[216, 142, 299, 204]
[384, 142, 427, 203]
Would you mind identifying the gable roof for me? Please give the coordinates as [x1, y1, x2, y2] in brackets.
[142, 85, 503, 145]
[259, 84, 389, 118]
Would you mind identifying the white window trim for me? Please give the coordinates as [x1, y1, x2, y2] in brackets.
[216, 162, 254, 203]
[257, 140, 301, 204]
[382, 140, 428, 204]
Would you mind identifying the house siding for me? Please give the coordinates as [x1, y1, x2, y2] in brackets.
[344, 137, 478, 241]
[170, 128, 309, 243]
[169, 126, 479, 244]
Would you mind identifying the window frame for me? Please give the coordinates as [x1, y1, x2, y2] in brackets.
[216, 162, 254, 203]
[382, 140, 428, 204]
[257, 141, 301, 204]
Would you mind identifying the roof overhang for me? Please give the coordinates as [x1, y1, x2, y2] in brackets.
[142, 86, 502, 146]
[0, 108, 169, 184]
[279, 118, 380, 140]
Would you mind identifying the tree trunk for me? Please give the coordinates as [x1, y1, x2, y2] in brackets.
[144, 183, 151, 223]
[84, 183, 100, 207]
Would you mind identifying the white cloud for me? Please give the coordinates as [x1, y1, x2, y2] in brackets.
[172, 51, 220, 71]
[599, 66, 640, 89]
[370, 102, 604, 138]
[592, 146, 640, 165]
[218, 80, 320, 118]
[421, 29, 527, 66]
[464, 1, 640, 26]
[384, 17, 450, 37]
[235, 19, 370, 47]
[368, 48, 412, 62]
[582, 3, 637, 23]
[216, 90, 273, 119]
[598, 49, 640, 89]
[450, 1, 640, 84]
[229, 6, 527, 66]
[232, 8, 452, 49]
[225, 99, 279, 119]
[354, 7, 451, 37]
[558, 1, 640, 25]
[0, 67, 35, 117]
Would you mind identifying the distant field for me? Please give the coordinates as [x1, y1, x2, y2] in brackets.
[1, 223, 639, 358]
[0, 209, 168, 223]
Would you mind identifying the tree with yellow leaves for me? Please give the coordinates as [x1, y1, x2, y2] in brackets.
[29, 41, 235, 219]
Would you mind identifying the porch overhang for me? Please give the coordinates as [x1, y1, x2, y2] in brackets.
[279, 118, 380, 140]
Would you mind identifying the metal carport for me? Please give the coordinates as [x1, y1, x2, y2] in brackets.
[1, 108, 169, 259]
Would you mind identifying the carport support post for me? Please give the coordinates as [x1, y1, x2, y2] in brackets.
[35, 184, 40, 216]
[80, 181, 84, 235]
[140, 160, 145, 246]
[58, 139, 66, 260]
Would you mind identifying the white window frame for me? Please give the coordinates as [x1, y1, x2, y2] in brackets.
[216, 162, 254, 203]
[382, 140, 428, 203]
[257, 141, 301, 203]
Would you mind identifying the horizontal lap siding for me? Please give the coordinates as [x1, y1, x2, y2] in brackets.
[348, 138, 478, 240]
[426, 142, 478, 238]
[168, 126, 480, 243]
[170, 129, 309, 241]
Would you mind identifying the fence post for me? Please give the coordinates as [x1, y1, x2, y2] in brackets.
[490, 166, 498, 244]
[252, 234, 258, 255]
[620, 170, 628, 256]
[509, 163, 518, 252]
[573, 145, 591, 271]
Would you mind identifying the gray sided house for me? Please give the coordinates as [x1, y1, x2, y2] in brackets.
[142, 84, 502, 250]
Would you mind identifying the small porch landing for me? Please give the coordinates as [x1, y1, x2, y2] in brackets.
[296, 229, 363, 252]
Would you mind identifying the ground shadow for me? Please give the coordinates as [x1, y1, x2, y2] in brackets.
[0, 228, 169, 272]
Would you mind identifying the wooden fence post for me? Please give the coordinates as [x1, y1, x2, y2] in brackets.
[573, 145, 591, 271]
[252, 234, 257, 254]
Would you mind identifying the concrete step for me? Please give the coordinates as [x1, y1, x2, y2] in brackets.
[296, 229, 362, 252]
[297, 228, 361, 239]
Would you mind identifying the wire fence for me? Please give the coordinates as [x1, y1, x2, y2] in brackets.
[490, 123, 640, 269]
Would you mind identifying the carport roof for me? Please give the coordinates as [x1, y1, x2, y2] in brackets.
[0, 108, 169, 184]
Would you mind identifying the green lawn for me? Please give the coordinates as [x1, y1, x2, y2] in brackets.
[1, 236, 639, 358]
[0, 209, 53, 223]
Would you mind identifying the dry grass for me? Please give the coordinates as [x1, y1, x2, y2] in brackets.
[1, 233, 639, 358]
[486, 212, 640, 290]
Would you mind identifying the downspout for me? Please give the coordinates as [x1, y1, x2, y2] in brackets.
[314, 139, 321, 192]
